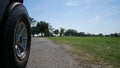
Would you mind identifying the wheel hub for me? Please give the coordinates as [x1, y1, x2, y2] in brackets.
[14, 22, 28, 60]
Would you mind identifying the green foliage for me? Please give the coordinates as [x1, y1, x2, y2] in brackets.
[60, 28, 65, 37]
[30, 20, 51, 36]
[29, 16, 120, 37]
[37, 21, 50, 36]
[31, 27, 39, 35]
[77, 32, 85, 36]
[29, 17, 36, 26]
[54, 29, 59, 35]
[64, 29, 78, 36]
[49, 37, 120, 68]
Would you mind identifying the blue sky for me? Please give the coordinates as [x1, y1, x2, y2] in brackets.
[24, 0, 120, 34]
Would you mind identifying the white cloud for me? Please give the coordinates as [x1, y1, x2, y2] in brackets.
[66, 1, 79, 7]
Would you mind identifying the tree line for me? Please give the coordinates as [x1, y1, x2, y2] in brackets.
[29, 17, 120, 37]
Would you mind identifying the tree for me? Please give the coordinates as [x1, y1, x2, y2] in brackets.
[60, 28, 65, 37]
[86, 33, 91, 36]
[31, 27, 39, 35]
[49, 25, 54, 36]
[98, 33, 104, 37]
[29, 17, 36, 27]
[114, 33, 118, 37]
[54, 29, 59, 35]
[64, 29, 78, 36]
[37, 21, 50, 37]
[77, 32, 85, 36]
[110, 33, 118, 37]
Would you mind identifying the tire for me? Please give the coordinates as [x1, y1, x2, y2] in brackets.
[2, 4, 31, 68]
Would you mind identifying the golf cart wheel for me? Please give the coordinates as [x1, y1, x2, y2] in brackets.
[3, 4, 31, 68]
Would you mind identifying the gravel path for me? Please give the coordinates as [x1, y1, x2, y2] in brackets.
[26, 38, 112, 68]
[26, 38, 82, 68]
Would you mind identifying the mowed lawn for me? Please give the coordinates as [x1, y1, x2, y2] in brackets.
[49, 37, 120, 68]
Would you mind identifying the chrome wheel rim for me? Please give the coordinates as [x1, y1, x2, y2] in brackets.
[14, 22, 28, 60]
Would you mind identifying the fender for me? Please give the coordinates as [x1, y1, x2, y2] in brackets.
[8, 2, 22, 14]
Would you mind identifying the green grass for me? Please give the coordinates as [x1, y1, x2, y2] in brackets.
[48, 37, 120, 68]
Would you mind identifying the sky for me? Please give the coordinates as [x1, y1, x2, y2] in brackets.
[24, 0, 120, 34]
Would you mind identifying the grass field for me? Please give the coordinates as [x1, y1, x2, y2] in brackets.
[49, 37, 120, 68]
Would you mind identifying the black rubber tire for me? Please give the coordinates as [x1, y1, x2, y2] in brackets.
[2, 4, 31, 68]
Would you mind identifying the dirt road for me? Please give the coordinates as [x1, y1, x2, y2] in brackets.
[26, 38, 82, 68]
[26, 38, 111, 68]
